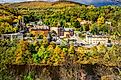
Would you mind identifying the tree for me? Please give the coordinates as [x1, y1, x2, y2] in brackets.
[0, 22, 14, 34]
[97, 16, 105, 26]
[42, 37, 49, 47]
[37, 45, 50, 63]
[15, 40, 32, 64]
[97, 44, 107, 56]
[68, 44, 75, 55]
[90, 23, 99, 34]
[0, 40, 17, 64]
[50, 45, 63, 65]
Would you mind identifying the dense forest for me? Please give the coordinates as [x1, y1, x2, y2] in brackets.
[0, 4, 23, 35]
[0, 1, 121, 80]
[2, 1, 121, 36]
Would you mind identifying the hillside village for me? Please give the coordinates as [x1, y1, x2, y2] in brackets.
[1, 1, 121, 48]
[1, 19, 114, 48]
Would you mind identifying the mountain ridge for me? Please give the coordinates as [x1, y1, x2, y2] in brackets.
[5, 1, 87, 8]
[69, 0, 121, 6]
[1, 0, 121, 7]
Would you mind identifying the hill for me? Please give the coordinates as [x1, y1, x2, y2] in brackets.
[3, 1, 86, 15]
[6, 1, 85, 8]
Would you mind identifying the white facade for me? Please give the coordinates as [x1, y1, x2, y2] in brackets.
[86, 35, 109, 44]
[1, 33, 23, 41]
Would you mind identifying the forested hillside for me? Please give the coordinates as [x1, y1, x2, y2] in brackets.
[7, 1, 121, 35]
[0, 4, 23, 34]
[7, 1, 83, 8]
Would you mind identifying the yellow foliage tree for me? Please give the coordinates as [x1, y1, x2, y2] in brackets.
[51, 45, 62, 66]
[97, 16, 105, 26]
[15, 40, 32, 64]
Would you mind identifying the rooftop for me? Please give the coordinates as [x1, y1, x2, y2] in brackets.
[2, 33, 23, 36]
[31, 25, 50, 30]
[87, 35, 109, 38]
[64, 28, 74, 31]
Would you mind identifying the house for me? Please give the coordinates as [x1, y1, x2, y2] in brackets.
[86, 35, 109, 44]
[1, 33, 23, 41]
[29, 25, 50, 36]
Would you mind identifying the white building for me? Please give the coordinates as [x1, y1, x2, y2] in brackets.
[1, 33, 23, 41]
[86, 35, 109, 44]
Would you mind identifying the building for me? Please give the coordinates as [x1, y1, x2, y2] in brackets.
[50, 26, 74, 38]
[1, 33, 23, 41]
[86, 35, 109, 44]
[58, 27, 74, 38]
[29, 25, 50, 36]
[50, 27, 59, 35]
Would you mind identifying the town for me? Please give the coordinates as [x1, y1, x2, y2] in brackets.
[1, 19, 117, 48]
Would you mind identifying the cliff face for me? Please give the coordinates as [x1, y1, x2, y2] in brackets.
[5, 64, 121, 80]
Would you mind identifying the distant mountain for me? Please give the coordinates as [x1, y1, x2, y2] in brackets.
[91, 1, 121, 6]
[7, 1, 85, 9]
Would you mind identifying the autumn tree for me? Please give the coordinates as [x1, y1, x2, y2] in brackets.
[97, 16, 105, 26]
[15, 40, 32, 64]
[50, 45, 63, 65]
